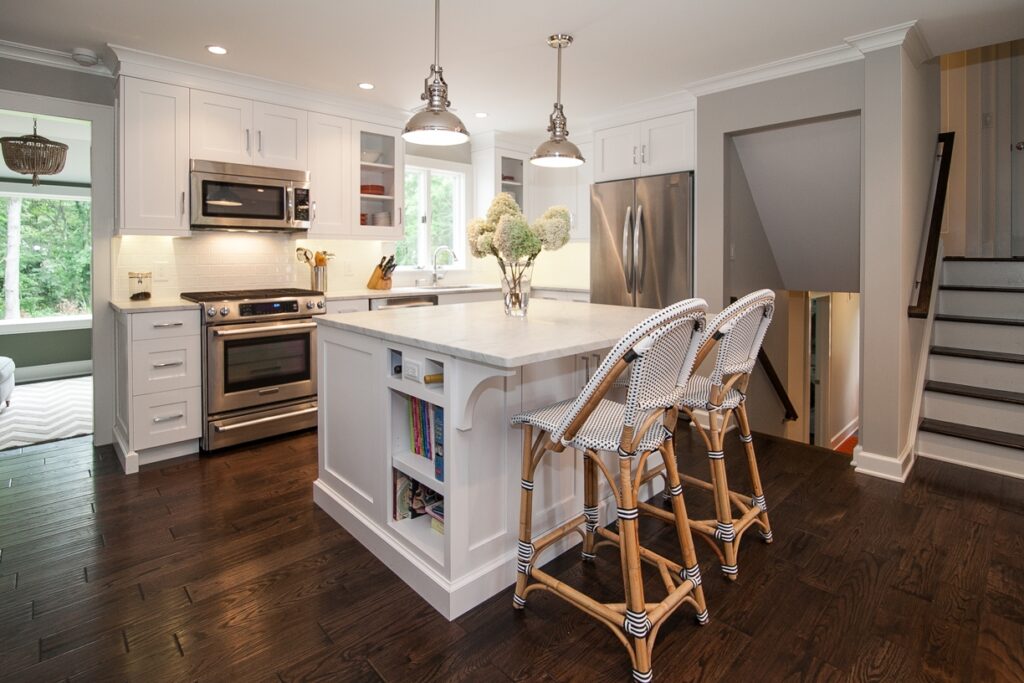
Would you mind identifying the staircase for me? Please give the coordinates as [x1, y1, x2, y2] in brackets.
[917, 256, 1024, 478]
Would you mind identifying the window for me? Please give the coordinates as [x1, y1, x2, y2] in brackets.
[396, 158, 468, 270]
[1, 193, 92, 320]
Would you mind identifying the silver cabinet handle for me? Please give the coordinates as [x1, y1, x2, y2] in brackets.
[245, 128, 250, 153]
[621, 205, 633, 294]
[213, 322, 316, 337]
[285, 186, 294, 223]
[152, 360, 183, 368]
[398, 207, 403, 225]
[635, 204, 645, 294]
[632, 145, 637, 165]
[180, 191, 185, 221]
[214, 406, 318, 432]
[374, 301, 436, 310]
[311, 200, 317, 223]
[152, 322, 184, 328]
[641, 144, 647, 164]
[153, 413, 184, 424]
[258, 129, 263, 153]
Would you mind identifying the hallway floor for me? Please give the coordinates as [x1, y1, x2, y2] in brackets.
[0, 429, 1021, 681]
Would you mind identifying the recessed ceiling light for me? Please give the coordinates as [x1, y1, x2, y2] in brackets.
[475, 112, 488, 118]
[206, 45, 228, 55]
[358, 82, 375, 90]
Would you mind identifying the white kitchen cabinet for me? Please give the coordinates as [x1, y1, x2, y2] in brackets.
[114, 308, 203, 474]
[307, 112, 352, 238]
[530, 140, 592, 241]
[190, 90, 253, 165]
[253, 101, 307, 170]
[472, 146, 532, 218]
[593, 111, 694, 182]
[190, 91, 307, 169]
[119, 77, 190, 235]
[351, 121, 404, 240]
[325, 298, 369, 314]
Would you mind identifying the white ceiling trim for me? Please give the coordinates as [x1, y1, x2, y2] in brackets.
[845, 20, 932, 65]
[687, 44, 863, 97]
[584, 90, 697, 132]
[0, 39, 112, 77]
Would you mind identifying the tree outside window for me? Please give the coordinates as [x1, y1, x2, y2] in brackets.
[0, 194, 91, 319]
[396, 163, 465, 269]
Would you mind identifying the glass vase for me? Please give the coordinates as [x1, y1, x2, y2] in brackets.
[501, 261, 533, 317]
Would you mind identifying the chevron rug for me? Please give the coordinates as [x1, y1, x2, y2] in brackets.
[0, 376, 92, 452]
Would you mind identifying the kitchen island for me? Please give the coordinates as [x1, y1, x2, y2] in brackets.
[313, 300, 662, 619]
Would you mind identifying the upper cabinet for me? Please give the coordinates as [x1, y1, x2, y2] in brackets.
[119, 77, 190, 235]
[307, 112, 351, 238]
[472, 144, 532, 219]
[351, 121, 404, 240]
[593, 111, 694, 182]
[190, 90, 307, 170]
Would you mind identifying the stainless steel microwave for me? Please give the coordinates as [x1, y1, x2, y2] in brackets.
[190, 159, 310, 232]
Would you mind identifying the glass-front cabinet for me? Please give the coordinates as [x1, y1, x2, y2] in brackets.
[352, 121, 404, 239]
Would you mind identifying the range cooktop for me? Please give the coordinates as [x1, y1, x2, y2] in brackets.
[180, 288, 322, 302]
[181, 288, 326, 322]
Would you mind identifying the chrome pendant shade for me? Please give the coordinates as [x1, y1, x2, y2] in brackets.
[402, 0, 469, 146]
[531, 34, 584, 168]
[0, 119, 68, 186]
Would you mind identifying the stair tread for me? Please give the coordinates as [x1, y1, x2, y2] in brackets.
[934, 314, 1024, 326]
[930, 346, 1024, 364]
[924, 380, 1024, 405]
[944, 256, 1024, 262]
[939, 285, 1024, 293]
[919, 418, 1024, 451]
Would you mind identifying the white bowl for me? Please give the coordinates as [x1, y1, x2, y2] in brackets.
[361, 151, 383, 163]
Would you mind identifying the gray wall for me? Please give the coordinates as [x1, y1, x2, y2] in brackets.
[0, 57, 114, 106]
[0, 328, 91, 367]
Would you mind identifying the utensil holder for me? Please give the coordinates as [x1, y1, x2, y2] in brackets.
[312, 265, 327, 293]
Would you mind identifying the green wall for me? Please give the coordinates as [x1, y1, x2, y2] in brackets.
[0, 328, 91, 367]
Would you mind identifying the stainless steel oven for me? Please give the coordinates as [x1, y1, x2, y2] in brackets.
[190, 159, 310, 232]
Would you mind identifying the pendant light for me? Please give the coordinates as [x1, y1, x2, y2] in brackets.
[402, 0, 469, 146]
[0, 119, 68, 186]
[531, 34, 585, 168]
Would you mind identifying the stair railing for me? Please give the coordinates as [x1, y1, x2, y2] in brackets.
[908, 132, 955, 319]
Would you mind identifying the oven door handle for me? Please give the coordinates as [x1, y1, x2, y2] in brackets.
[213, 406, 318, 432]
[212, 322, 317, 337]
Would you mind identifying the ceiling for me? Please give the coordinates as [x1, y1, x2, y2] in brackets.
[1, 0, 1022, 136]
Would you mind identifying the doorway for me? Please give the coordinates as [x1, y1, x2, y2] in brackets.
[808, 294, 830, 447]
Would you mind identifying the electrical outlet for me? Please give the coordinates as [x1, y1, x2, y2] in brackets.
[404, 359, 423, 383]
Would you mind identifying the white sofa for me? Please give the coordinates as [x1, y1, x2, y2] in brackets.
[0, 356, 13, 411]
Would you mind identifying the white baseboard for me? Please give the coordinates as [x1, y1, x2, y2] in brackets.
[830, 417, 859, 450]
[852, 441, 916, 482]
[14, 359, 91, 383]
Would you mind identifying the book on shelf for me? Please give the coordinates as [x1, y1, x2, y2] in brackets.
[426, 500, 444, 535]
[432, 403, 444, 481]
[393, 472, 413, 521]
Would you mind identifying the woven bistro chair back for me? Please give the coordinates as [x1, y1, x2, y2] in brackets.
[704, 288, 775, 389]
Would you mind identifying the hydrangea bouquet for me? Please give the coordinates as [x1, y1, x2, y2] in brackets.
[468, 193, 570, 316]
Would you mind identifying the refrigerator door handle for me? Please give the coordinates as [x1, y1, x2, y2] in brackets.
[634, 204, 645, 294]
[622, 205, 633, 293]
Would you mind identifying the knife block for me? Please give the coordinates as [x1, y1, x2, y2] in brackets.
[366, 266, 393, 290]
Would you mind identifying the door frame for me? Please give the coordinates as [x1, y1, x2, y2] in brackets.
[808, 292, 831, 448]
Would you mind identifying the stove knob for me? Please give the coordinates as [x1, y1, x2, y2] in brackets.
[206, 307, 217, 317]
[220, 307, 230, 316]
[306, 301, 315, 310]
[316, 300, 324, 309]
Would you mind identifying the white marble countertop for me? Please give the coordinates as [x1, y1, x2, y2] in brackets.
[109, 298, 200, 313]
[317, 300, 653, 368]
[323, 284, 500, 301]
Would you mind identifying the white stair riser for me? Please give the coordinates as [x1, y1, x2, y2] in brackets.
[928, 355, 1024, 393]
[942, 261, 1024, 287]
[922, 392, 1024, 435]
[938, 290, 1024, 318]
[933, 321, 1024, 355]
[917, 430, 1024, 480]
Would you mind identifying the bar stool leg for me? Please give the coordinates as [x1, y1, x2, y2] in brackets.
[660, 437, 709, 624]
[617, 454, 653, 682]
[736, 403, 772, 543]
[514, 425, 537, 609]
[582, 453, 599, 561]
[707, 411, 738, 579]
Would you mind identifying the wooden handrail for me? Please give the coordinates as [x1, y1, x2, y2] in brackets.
[908, 132, 955, 319]
[728, 297, 798, 422]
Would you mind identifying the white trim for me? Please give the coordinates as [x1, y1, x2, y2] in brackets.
[0, 183, 91, 199]
[0, 314, 92, 335]
[917, 449, 1024, 481]
[14, 359, 92, 383]
[109, 44, 407, 128]
[829, 417, 859, 450]
[687, 44, 863, 97]
[844, 20, 932, 65]
[685, 408, 737, 434]
[852, 442, 916, 483]
[585, 91, 696, 132]
[0, 39, 113, 77]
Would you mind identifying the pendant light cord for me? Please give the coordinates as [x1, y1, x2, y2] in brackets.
[556, 43, 562, 106]
[434, 0, 440, 69]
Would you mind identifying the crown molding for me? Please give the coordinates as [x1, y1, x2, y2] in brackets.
[844, 20, 932, 65]
[108, 44, 409, 128]
[584, 90, 696, 132]
[0, 39, 112, 77]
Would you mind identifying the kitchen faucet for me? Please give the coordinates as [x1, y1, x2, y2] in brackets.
[432, 246, 457, 285]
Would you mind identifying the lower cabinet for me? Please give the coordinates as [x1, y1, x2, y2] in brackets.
[114, 308, 203, 474]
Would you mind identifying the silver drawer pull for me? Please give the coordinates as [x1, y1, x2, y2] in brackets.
[152, 322, 184, 328]
[152, 413, 184, 424]
[152, 360, 184, 368]
[213, 322, 316, 337]
[214, 406, 318, 432]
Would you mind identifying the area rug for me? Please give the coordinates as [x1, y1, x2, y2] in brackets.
[0, 376, 92, 451]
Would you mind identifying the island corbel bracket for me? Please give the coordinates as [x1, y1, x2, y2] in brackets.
[452, 359, 515, 432]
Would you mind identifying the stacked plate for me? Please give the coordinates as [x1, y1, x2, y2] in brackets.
[371, 211, 391, 226]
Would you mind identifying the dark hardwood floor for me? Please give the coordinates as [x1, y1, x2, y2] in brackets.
[1, 428, 1022, 682]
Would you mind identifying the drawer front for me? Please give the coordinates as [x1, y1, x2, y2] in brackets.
[326, 299, 369, 314]
[131, 310, 201, 341]
[131, 336, 201, 396]
[131, 387, 202, 451]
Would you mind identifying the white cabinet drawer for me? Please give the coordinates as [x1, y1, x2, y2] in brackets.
[131, 310, 200, 341]
[326, 299, 369, 314]
[131, 336, 201, 396]
[131, 387, 202, 451]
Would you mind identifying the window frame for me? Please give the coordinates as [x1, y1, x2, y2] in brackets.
[398, 155, 472, 271]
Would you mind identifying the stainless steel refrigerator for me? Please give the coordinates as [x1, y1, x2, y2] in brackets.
[590, 172, 693, 308]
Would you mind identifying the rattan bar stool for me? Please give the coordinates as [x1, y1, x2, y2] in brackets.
[654, 289, 776, 580]
[510, 299, 710, 683]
